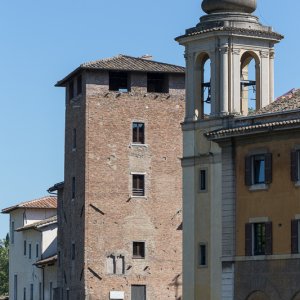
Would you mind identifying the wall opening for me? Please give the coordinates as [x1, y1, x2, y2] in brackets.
[147, 73, 169, 93]
[109, 71, 131, 92]
[194, 53, 211, 119]
[240, 52, 260, 115]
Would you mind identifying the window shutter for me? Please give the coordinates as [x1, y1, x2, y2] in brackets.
[265, 222, 273, 255]
[291, 219, 299, 254]
[245, 156, 252, 186]
[291, 151, 298, 182]
[245, 223, 252, 256]
[264, 153, 272, 184]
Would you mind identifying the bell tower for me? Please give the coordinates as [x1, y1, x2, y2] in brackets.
[177, 1, 283, 300]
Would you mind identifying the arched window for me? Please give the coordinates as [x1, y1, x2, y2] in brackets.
[194, 53, 211, 119]
[240, 51, 260, 115]
[246, 290, 269, 300]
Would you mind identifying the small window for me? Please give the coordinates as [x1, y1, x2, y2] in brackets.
[147, 73, 169, 93]
[131, 285, 146, 300]
[133, 242, 145, 259]
[39, 282, 42, 300]
[199, 169, 207, 191]
[291, 219, 300, 254]
[66, 289, 70, 300]
[69, 81, 74, 100]
[23, 287, 26, 300]
[291, 150, 300, 182]
[24, 240, 27, 256]
[132, 122, 145, 144]
[245, 153, 272, 186]
[36, 244, 39, 258]
[198, 243, 207, 266]
[58, 251, 61, 267]
[30, 284, 33, 300]
[14, 275, 18, 300]
[72, 177, 76, 199]
[72, 128, 77, 150]
[109, 71, 130, 92]
[245, 222, 272, 256]
[71, 243, 75, 260]
[29, 243, 32, 259]
[132, 174, 145, 196]
[77, 75, 82, 95]
[50, 282, 53, 300]
[11, 221, 15, 244]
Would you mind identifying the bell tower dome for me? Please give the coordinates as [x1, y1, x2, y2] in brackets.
[202, 0, 257, 14]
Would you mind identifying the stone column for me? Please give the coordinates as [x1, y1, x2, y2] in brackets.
[269, 50, 275, 103]
[231, 48, 241, 114]
[260, 50, 270, 109]
[220, 46, 229, 115]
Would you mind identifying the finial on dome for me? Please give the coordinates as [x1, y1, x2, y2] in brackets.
[202, 0, 257, 14]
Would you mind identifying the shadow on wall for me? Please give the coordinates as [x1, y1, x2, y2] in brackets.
[43, 236, 57, 259]
[169, 273, 182, 300]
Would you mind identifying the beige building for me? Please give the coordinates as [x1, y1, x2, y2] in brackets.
[175, 0, 300, 299]
[51, 55, 185, 300]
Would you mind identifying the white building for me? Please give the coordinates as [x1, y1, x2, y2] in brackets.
[2, 196, 57, 300]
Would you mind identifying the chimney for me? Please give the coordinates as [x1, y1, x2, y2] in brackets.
[140, 54, 153, 61]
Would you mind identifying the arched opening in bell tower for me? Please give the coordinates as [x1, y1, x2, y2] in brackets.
[240, 52, 261, 115]
[194, 53, 211, 119]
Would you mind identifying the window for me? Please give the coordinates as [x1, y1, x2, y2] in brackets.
[77, 75, 82, 95]
[36, 244, 39, 258]
[39, 282, 42, 300]
[69, 80, 74, 100]
[72, 177, 76, 199]
[23, 287, 26, 300]
[30, 284, 33, 300]
[132, 122, 145, 144]
[29, 243, 32, 259]
[132, 174, 145, 196]
[66, 289, 70, 300]
[245, 153, 272, 186]
[131, 285, 146, 300]
[106, 255, 125, 275]
[24, 240, 27, 256]
[109, 71, 130, 92]
[11, 221, 15, 244]
[245, 222, 272, 256]
[291, 150, 300, 182]
[71, 243, 75, 260]
[198, 243, 207, 266]
[50, 282, 53, 300]
[291, 219, 300, 254]
[133, 242, 145, 259]
[147, 73, 169, 93]
[72, 128, 77, 150]
[14, 275, 18, 300]
[199, 169, 207, 192]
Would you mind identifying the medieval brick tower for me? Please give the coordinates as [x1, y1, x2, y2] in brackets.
[53, 55, 185, 300]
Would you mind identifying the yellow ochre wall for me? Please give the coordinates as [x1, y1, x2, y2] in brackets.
[236, 132, 300, 256]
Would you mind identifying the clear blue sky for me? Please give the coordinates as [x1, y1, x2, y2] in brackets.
[0, 0, 299, 238]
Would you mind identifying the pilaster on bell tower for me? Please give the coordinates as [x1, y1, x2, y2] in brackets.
[176, 0, 283, 120]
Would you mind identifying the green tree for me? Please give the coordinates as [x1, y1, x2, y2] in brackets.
[0, 234, 9, 296]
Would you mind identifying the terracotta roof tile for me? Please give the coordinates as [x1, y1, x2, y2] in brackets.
[2, 196, 57, 214]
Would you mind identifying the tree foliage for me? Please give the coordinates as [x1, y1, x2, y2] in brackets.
[0, 234, 9, 296]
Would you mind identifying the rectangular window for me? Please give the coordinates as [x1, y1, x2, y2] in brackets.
[147, 73, 169, 93]
[29, 243, 32, 259]
[72, 177, 76, 199]
[131, 285, 146, 300]
[199, 169, 207, 191]
[109, 71, 130, 92]
[69, 80, 74, 100]
[291, 150, 300, 182]
[50, 282, 53, 300]
[66, 289, 70, 300]
[11, 221, 15, 244]
[30, 284, 33, 300]
[24, 240, 27, 256]
[23, 287, 26, 300]
[132, 174, 145, 196]
[198, 243, 207, 266]
[133, 242, 145, 259]
[77, 75, 82, 95]
[71, 243, 75, 260]
[14, 275, 18, 300]
[36, 244, 39, 258]
[291, 219, 300, 254]
[132, 122, 145, 144]
[72, 128, 77, 150]
[245, 222, 272, 256]
[245, 153, 272, 186]
[39, 282, 42, 300]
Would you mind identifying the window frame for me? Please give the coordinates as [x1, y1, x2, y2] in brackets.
[198, 243, 207, 267]
[132, 241, 145, 259]
[132, 173, 145, 197]
[132, 122, 145, 145]
[199, 169, 208, 192]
